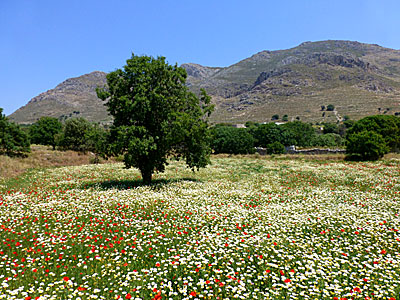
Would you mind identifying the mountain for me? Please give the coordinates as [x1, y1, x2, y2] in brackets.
[9, 40, 400, 124]
[9, 71, 110, 124]
[182, 40, 400, 123]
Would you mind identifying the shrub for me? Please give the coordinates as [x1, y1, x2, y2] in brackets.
[346, 131, 389, 161]
[326, 104, 335, 111]
[271, 114, 279, 121]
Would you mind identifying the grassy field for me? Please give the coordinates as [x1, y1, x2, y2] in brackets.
[0, 145, 113, 180]
[0, 156, 399, 299]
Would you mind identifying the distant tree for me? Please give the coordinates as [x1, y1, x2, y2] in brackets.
[252, 123, 286, 147]
[312, 133, 343, 147]
[281, 121, 316, 147]
[29, 117, 62, 149]
[346, 131, 389, 161]
[0, 108, 30, 156]
[245, 121, 260, 128]
[97, 54, 214, 184]
[346, 115, 400, 152]
[322, 122, 339, 134]
[326, 104, 335, 111]
[271, 114, 279, 121]
[57, 118, 93, 152]
[212, 126, 255, 154]
[84, 124, 109, 163]
[282, 114, 288, 122]
[266, 141, 285, 154]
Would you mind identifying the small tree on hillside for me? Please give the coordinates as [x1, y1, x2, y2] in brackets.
[326, 104, 335, 111]
[97, 54, 214, 184]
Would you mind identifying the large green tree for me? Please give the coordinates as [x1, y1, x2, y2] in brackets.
[96, 54, 214, 184]
[29, 117, 62, 149]
[346, 115, 400, 152]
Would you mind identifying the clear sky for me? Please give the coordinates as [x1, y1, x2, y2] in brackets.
[1, 0, 400, 116]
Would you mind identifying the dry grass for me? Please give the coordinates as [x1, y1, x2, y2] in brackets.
[0, 145, 113, 179]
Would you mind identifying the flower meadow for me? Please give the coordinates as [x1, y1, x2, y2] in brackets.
[0, 156, 399, 300]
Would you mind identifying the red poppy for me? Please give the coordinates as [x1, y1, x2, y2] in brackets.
[190, 291, 197, 296]
[63, 276, 69, 281]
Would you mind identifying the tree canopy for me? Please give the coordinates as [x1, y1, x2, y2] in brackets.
[29, 117, 62, 149]
[96, 54, 214, 184]
[0, 108, 30, 156]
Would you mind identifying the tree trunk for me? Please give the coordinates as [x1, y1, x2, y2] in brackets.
[141, 169, 152, 185]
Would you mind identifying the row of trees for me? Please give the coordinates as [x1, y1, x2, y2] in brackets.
[212, 120, 349, 155]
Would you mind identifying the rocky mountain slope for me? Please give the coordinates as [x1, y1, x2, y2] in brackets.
[9, 40, 400, 124]
[182, 40, 400, 123]
[9, 71, 110, 124]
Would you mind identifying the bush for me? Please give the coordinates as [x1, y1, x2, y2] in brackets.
[212, 126, 255, 154]
[326, 104, 335, 111]
[346, 131, 389, 161]
[271, 114, 279, 121]
[266, 141, 285, 154]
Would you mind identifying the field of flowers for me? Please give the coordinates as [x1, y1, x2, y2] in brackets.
[0, 156, 399, 300]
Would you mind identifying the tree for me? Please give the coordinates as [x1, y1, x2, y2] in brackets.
[252, 123, 285, 147]
[29, 117, 62, 149]
[322, 122, 339, 134]
[96, 54, 214, 184]
[281, 121, 316, 147]
[346, 115, 400, 152]
[266, 141, 285, 154]
[211, 126, 255, 154]
[271, 114, 279, 121]
[0, 108, 30, 156]
[57, 118, 93, 152]
[326, 104, 335, 111]
[346, 131, 389, 161]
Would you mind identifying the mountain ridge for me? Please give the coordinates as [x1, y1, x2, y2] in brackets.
[9, 40, 400, 124]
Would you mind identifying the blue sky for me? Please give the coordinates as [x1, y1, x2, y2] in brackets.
[1, 0, 400, 116]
